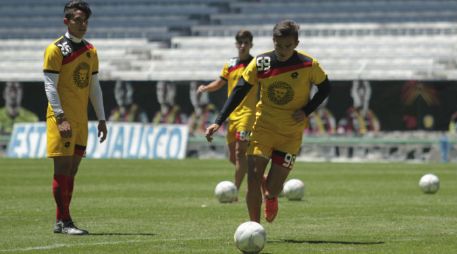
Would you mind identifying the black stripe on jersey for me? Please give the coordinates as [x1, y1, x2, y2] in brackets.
[54, 35, 92, 60]
[92, 71, 98, 75]
[227, 55, 253, 71]
[43, 69, 59, 74]
[258, 51, 312, 69]
[256, 51, 313, 79]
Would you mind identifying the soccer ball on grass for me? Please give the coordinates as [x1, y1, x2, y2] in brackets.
[419, 173, 440, 194]
[234, 221, 266, 254]
[214, 181, 237, 203]
[283, 178, 305, 201]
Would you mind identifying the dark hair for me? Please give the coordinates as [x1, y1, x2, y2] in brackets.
[235, 30, 253, 43]
[64, 0, 92, 20]
[273, 20, 299, 41]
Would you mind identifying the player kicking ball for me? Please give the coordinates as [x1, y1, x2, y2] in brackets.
[206, 20, 331, 223]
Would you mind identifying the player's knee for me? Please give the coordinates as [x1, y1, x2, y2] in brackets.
[235, 147, 247, 161]
[53, 157, 73, 175]
[229, 156, 236, 165]
[247, 168, 262, 182]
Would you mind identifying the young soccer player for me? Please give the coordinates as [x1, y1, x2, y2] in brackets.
[205, 20, 331, 223]
[197, 30, 257, 193]
[43, 0, 107, 235]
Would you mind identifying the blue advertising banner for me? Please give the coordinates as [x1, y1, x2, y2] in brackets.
[7, 122, 188, 159]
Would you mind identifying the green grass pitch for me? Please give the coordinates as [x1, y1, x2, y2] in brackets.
[0, 159, 456, 253]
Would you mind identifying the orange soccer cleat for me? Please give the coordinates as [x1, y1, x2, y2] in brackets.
[264, 196, 278, 223]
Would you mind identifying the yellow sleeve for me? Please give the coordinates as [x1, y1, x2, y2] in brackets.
[220, 62, 229, 80]
[43, 44, 62, 72]
[92, 47, 99, 74]
[241, 57, 257, 86]
[311, 60, 327, 85]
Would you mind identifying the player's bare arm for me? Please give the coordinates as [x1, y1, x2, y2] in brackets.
[206, 77, 252, 144]
[98, 120, 107, 143]
[198, 79, 226, 93]
[205, 123, 220, 142]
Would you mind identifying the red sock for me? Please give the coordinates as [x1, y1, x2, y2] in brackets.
[67, 176, 75, 218]
[52, 175, 67, 221]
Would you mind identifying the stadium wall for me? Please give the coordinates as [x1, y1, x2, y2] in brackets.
[1, 80, 456, 161]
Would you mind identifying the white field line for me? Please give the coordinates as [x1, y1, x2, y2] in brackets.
[0, 237, 221, 253]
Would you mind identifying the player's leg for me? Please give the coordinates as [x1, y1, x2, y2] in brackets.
[246, 128, 275, 222]
[264, 149, 297, 223]
[47, 116, 76, 233]
[52, 154, 87, 235]
[226, 122, 236, 165]
[60, 127, 89, 235]
[66, 145, 85, 215]
[49, 118, 88, 235]
[246, 155, 269, 223]
[52, 156, 73, 233]
[228, 142, 236, 165]
[67, 151, 84, 206]
[234, 139, 249, 190]
[267, 150, 295, 197]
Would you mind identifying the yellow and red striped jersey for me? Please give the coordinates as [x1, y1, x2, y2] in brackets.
[43, 35, 99, 123]
[242, 50, 327, 137]
[220, 56, 257, 123]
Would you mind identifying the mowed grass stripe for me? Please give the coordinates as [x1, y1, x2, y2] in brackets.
[0, 159, 456, 254]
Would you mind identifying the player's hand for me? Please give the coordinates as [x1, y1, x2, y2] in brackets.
[57, 119, 72, 138]
[98, 120, 108, 143]
[197, 85, 206, 94]
[205, 123, 220, 142]
[292, 109, 307, 123]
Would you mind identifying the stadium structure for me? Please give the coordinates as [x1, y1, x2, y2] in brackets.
[0, 0, 456, 162]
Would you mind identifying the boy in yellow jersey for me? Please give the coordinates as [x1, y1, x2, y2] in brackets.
[43, 0, 107, 235]
[197, 30, 257, 195]
[206, 20, 331, 223]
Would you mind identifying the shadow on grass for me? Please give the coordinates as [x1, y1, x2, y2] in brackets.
[270, 239, 384, 245]
[89, 233, 156, 236]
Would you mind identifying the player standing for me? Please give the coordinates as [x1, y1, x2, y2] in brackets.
[205, 20, 331, 222]
[43, 0, 107, 235]
[197, 30, 257, 194]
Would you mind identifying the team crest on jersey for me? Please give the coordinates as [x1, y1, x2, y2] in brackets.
[57, 41, 72, 56]
[73, 62, 90, 88]
[291, 72, 299, 79]
[86, 52, 91, 58]
[268, 81, 294, 105]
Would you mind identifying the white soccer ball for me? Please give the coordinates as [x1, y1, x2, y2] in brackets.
[234, 221, 266, 254]
[214, 181, 237, 203]
[283, 178, 305, 201]
[419, 173, 440, 194]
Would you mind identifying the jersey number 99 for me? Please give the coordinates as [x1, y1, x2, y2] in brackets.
[256, 57, 271, 71]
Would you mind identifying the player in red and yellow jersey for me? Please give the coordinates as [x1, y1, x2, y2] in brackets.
[197, 30, 258, 194]
[206, 20, 331, 223]
[43, 0, 107, 235]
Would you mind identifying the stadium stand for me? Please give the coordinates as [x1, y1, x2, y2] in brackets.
[0, 0, 456, 81]
[1, 0, 456, 161]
